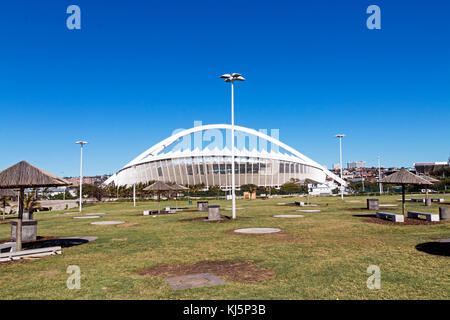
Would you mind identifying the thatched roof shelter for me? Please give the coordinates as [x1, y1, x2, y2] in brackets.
[0, 161, 70, 189]
[143, 181, 176, 213]
[0, 189, 17, 197]
[418, 175, 440, 184]
[380, 169, 432, 186]
[0, 161, 70, 251]
[170, 183, 189, 191]
[169, 183, 189, 211]
[381, 169, 434, 216]
[143, 181, 175, 191]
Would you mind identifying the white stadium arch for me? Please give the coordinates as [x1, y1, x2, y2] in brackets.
[104, 124, 347, 189]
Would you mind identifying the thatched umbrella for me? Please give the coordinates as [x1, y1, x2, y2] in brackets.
[380, 168, 432, 216]
[0, 189, 17, 220]
[170, 183, 189, 211]
[418, 175, 439, 202]
[0, 161, 70, 251]
[143, 181, 176, 213]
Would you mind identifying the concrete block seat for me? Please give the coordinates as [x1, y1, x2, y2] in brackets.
[197, 201, 209, 212]
[0, 242, 17, 253]
[376, 212, 404, 223]
[0, 246, 62, 262]
[367, 199, 379, 210]
[143, 210, 172, 215]
[431, 198, 445, 203]
[407, 211, 440, 222]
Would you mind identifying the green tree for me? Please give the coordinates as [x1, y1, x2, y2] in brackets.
[240, 184, 258, 194]
[23, 193, 42, 212]
[280, 182, 303, 194]
[79, 184, 105, 201]
[1, 196, 11, 220]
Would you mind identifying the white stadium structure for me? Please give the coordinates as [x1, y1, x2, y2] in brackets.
[104, 124, 347, 189]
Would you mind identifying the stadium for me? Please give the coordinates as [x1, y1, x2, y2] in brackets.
[104, 124, 346, 189]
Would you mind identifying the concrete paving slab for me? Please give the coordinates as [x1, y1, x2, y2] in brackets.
[274, 215, 304, 218]
[90, 221, 125, 225]
[73, 216, 100, 219]
[234, 227, 281, 234]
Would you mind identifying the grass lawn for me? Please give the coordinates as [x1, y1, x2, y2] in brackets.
[0, 194, 449, 300]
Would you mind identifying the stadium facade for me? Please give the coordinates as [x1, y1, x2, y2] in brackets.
[104, 124, 346, 189]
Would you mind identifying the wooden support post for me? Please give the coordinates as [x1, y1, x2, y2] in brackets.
[402, 185, 406, 217]
[158, 192, 161, 213]
[16, 188, 24, 251]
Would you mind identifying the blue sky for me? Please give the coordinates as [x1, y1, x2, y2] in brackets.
[0, 0, 449, 177]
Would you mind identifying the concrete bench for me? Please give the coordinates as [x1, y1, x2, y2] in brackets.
[0, 246, 62, 262]
[367, 199, 379, 210]
[143, 210, 172, 216]
[376, 212, 404, 223]
[411, 198, 425, 203]
[431, 198, 445, 203]
[407, 211, 439, 222]
[0, 242, 17, 253]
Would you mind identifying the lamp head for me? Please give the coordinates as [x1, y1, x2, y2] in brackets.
[220, 73, 245, 82]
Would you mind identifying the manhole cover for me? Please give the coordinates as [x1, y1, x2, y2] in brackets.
[296, 209, 321, 212]
[234, 228, 281, 234]
[73, 216, 100, 219]
[90, 221, 125, 225]
[86, 213, 106, 215]
[164, 273, 226, 290]
[274, 215, 304, 218]
[59, 236, 98, 242]
[379, 204, 398, 207]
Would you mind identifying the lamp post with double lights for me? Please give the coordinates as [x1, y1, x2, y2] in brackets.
[220, 73, 245, 219]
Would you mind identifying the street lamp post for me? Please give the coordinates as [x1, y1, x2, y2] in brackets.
[75, 141, 88, 212]
[133, 165, 137, 207]
[220, 73, 245, 219]
[335, 134, 345, 199]
[378, 156, 383, 194]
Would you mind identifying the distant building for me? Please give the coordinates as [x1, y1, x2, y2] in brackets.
[414, 162, 449, 175]
[65, 175, 110, 187]
[308, 181, 339, 196]
[347, 161, 366, 169]
[333, 163, 341, 170]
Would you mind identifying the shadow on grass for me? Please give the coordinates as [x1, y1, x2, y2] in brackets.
[23, 237, 90, 250]
[415, 242, 450, 257]
[353, 214, 377, 218]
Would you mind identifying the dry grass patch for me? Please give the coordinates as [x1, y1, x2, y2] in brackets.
[139, 259, 274, 283]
